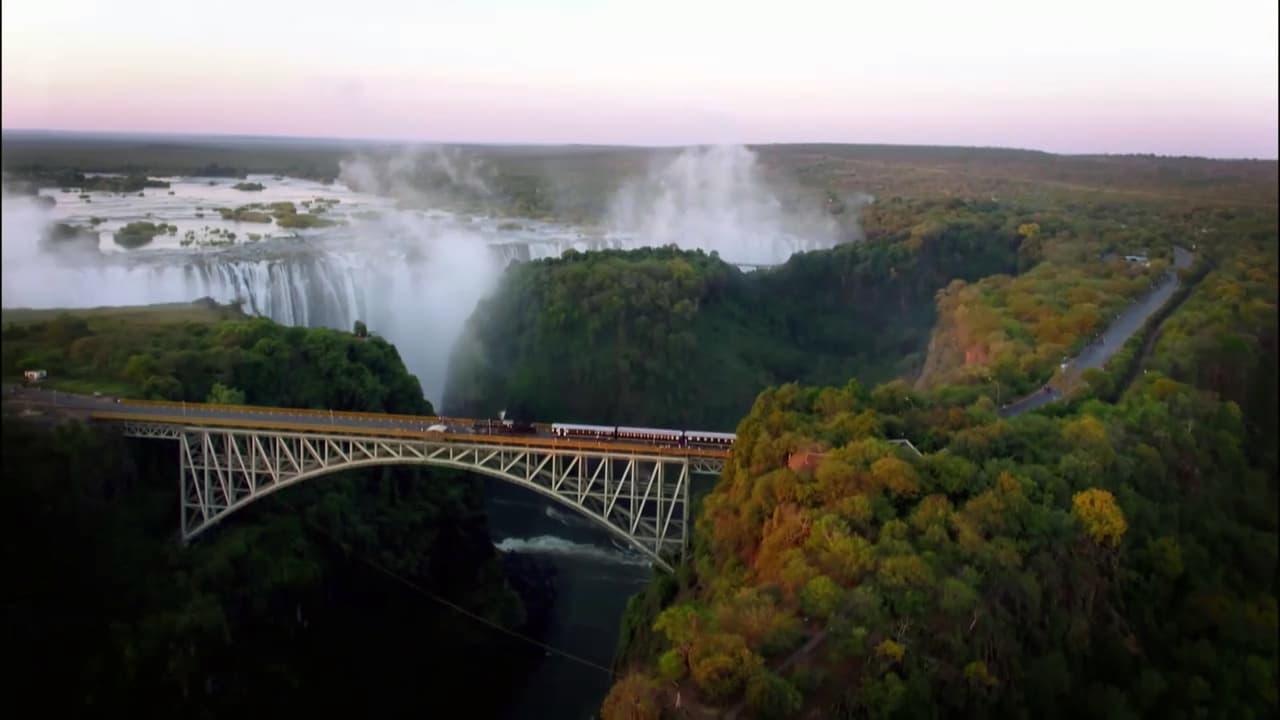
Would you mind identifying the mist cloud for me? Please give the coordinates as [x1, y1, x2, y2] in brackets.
[1, 192, 105, 308]
[605, 144, 850, 266]
[339, 146, 492, 209]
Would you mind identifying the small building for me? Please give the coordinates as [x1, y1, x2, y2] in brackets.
[23, 369, 47, 383]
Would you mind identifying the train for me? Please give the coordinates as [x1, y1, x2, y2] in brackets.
[471, 418, 537, 434]
[550, 422, 736, 448]
[461, 412, 736, 449]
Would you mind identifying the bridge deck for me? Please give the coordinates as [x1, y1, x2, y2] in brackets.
[89, 408, 729, 460]
[29, 392, 732, 459]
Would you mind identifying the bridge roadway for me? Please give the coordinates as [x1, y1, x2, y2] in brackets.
[8, 387, 727, 571]
[7, 386, 730, 462]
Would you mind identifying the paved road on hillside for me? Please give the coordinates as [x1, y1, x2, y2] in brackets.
[1000, 246, 1193, 418]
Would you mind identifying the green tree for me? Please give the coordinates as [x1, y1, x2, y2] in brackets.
[800, 575, 841, 620]
[745, 670, 803, 720]
[141, 374, 182, 400]
[657, 649, 686, 683]
[206, 382, 246, 405]
[654, 604, 704, 662]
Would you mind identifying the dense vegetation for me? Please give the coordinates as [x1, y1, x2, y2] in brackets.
[604, 266, 1274, 712]
[1142, 236, 1279, 471]
[1, 133, 355, 183]
[2, 308, 546, 715]
[605, 370, 1276, 718]
[592, 197, 1277, 716]
[755, 144, 1279, 210]
[113, 220, 177, 248]
[446, 201, 1026, 429]
[445, 195, 1259, 430]
[217, 205, 273, 223]
[2, 168, 171, 195]
[2, 303, 427, 412]
[917, 205, 1276, 396]
[275, 210, 339, 229]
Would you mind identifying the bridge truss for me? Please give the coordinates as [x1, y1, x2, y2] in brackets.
[117, 421, 724, 572]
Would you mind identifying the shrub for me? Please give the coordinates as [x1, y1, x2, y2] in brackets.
[745, 670, 803, 720]
[600, 672, 662, 720]
[689, 633, 761, 703]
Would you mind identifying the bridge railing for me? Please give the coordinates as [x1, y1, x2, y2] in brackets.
[118, 397, 460, 426]
[117, 400, 606, 437]
[89, 410, 731, 460]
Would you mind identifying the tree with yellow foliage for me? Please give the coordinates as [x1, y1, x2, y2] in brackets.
[1072, 488, 1127, 548]
[688, 633, 762, 703]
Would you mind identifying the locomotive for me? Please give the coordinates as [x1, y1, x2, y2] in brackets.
[471, 418, 537, 435]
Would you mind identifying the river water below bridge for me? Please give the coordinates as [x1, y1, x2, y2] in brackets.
[482, 479, 651, 719]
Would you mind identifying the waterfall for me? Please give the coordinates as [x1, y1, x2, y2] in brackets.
[4, 150, 851, 405]
[3, 232, 497, 406]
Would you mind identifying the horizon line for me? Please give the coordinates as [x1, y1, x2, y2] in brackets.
[3, 126, 1277, 163]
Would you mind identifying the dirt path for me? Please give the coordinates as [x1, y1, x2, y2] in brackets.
[777, 628, 830, 674]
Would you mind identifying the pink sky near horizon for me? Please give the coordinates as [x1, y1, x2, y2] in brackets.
[3, 0, 1277, 158]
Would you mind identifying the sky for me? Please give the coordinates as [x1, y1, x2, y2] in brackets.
[2, 0, 1277, 158]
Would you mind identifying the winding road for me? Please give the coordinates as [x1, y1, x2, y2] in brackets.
[999, 246, 1193, 418]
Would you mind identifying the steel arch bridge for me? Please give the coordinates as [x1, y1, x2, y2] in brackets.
[116, 420, 725, 572]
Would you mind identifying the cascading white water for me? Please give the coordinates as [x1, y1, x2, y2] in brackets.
[3, 146, 853, 405]
[2, 191, 502, 404]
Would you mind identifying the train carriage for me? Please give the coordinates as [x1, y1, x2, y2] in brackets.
[616, 425, 685, 446]
[551, 422, 616, 440]
[549, 422, 737, 450]
[685, 430, 737, 448]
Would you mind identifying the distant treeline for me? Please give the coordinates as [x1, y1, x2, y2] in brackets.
[5, 133, 1275, 221]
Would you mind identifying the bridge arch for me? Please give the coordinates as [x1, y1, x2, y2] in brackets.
[189, 456, 677, 568]
[122, 423, 711, 572]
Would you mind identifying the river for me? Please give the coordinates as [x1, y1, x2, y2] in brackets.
[484, 480, 652, 719]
